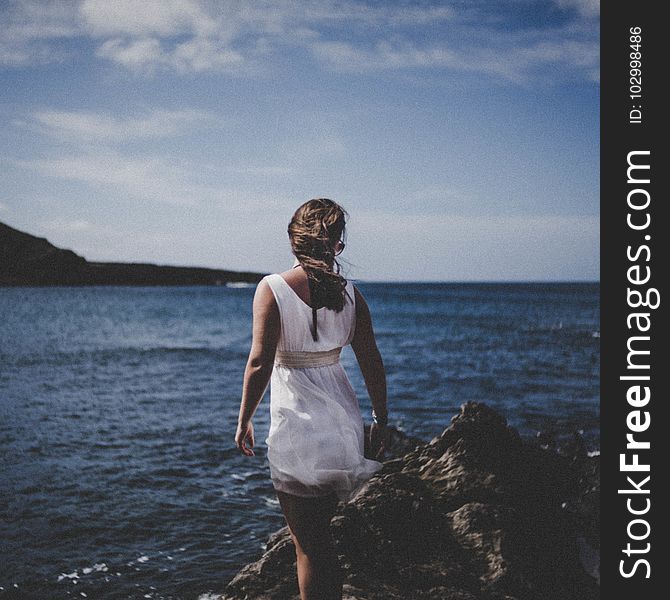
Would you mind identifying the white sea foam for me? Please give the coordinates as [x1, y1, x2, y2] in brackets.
[81, 563, 107, 574]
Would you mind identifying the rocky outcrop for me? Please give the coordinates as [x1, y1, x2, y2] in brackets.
[220, 402, 599, 600]
[0, 221, 265, 286]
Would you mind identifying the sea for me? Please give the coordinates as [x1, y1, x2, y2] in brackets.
[0, 282, 599, 599]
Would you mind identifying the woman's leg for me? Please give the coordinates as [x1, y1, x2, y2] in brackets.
[276, 489, 342, 600]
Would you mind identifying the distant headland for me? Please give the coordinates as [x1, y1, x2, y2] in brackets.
[0, 221, 267, 287]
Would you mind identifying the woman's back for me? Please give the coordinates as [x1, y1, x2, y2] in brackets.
[262, 270, 383, 502]
[263, 272, 356, 353]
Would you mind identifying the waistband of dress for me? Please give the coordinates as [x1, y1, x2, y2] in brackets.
[274, 347, 342, 368]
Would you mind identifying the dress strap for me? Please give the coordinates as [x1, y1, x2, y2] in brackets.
[275, 347, 341, 369]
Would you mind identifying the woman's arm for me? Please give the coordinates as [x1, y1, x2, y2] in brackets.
[351, 285, 389, 459]
[235, 279, 280, 456]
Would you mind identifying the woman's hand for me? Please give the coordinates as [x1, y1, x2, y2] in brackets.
[369, 422, 390, 461]
[235, 420, 255, 456]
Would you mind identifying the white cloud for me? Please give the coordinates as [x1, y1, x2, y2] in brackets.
[554, 0, 600, 18]
[29, 108, 217, 142]
[79, 0, 218, 37]
[276, 1, 454, 26]
[455, 37, 599, 84]
[0, 0, 79, 66]
[169, 36, 244, 72]
[96, 35, 246, 74]
[311, 40, 458, 71]
[310, 35, 598, 84]
[95, 37, 164, 71]
[14, 147, 289, 212]
[18, 151, 208, 206]
[11, 104, 293, 211]
[0, 0, 598, 84]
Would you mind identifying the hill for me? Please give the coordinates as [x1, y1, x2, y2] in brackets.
[0, 221, 266, 286]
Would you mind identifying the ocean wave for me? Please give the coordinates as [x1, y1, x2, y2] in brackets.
[8, 345, 248, 368]
[2, 282, 599, 599]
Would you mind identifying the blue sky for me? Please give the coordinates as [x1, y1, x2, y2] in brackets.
[0, 0, 599, 281]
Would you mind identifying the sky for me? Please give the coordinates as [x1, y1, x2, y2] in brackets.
[0, 0, 600, 282]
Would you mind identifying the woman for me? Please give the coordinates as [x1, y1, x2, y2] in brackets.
[235, 198, 390, 600]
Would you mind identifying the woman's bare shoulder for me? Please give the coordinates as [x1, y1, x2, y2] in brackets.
[278, 266, 302, 282]
[253, 277, 276, 304]
[277, 267, 312, 302]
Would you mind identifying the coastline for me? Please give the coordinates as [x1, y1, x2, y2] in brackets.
[0, 221, 266, 287]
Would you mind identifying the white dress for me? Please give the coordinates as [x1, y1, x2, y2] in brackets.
[262, 272, 384, 503]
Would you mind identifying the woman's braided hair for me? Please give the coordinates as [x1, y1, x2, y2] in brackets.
[288, 198, 349, 340]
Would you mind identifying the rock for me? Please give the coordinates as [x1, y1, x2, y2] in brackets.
[223, 528, 298, 600]
[219, 402, 599, 600]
